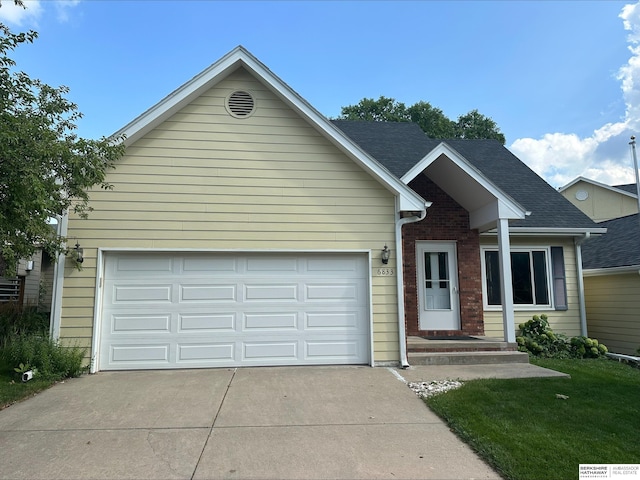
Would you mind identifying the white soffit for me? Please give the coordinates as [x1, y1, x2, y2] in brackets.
[111, 46, 427, 214]
[401, 143, 526, 222]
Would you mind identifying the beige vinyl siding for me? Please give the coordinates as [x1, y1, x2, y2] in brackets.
[481, 237, 582, 338]
[561, 182, 638, 222]
[61, 68, 401, 363]
[585, 272, 640, 355]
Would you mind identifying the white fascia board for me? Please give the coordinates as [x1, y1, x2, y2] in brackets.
[469, 199, 526, 231]
[111, 46, 425, 214]
[558, 176, 638, 199]
[583, 265, 640, 277]
[113, 46, 249, 145]
[481, 227, 608, 237]
[402, 142, 527, 219]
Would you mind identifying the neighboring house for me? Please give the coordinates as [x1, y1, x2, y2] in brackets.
[49, 47, 604, 372]
[0, 252, 49, 310]
[559, 176, 638, 222]
[562, 176, 640, 355]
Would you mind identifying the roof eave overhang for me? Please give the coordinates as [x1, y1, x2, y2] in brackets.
[112, 46, 427, 214]
[583, 265, 640, 277]
[481, 227, 608, 237]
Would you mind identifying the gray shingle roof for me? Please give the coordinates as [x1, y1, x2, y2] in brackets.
[613, 183, 638, 195]
[332, 120, 599, 230]
[582, 214, 640, 269]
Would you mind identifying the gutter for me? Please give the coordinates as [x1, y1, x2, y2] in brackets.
[574, 233, 591, 337]
[49, 210, 69, 340]
[395, 204, 430, 368]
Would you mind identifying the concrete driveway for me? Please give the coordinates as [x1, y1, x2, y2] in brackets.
[0, 366, 499, 479]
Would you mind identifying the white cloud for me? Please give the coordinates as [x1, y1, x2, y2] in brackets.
[0, 0, 79, 27]
[54, 0, 80, 23]
[0, 0, 43, 26]
[510, 1, 640, 189]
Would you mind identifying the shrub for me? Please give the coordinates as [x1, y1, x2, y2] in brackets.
[517, 314, 608, 359]
[1, 335, 88, 381]
[0, 303, 49, 349]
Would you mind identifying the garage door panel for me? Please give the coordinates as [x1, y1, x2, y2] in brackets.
[110, 344, 170, 364]
[179, 284, 236, 302]
[113, 284, 172, 303]
[100, 253, 370, 370]
[112, 314, 171, 333]
[305, 340, 363, 359]
[306, 283, 359, 301]
[246, 256, 298, 272]
[177, 343, 235, 362]
[115, 256, 174, 275]
[179, 313, 236, 332]
[182, 257, 237, 273]
[244, 313, 298, 330]
[244, 284, 298, 301]
[305, 312, 360, 329]
[243, 341, 298, 360]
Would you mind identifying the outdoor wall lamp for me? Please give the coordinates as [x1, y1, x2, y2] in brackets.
[381, 244, 390, 264]
[74, 241, 84, 264]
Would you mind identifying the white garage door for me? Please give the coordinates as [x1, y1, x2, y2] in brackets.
[99, 252, 370, 370]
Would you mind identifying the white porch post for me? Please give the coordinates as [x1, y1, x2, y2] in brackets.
[497, 218, 516, 342]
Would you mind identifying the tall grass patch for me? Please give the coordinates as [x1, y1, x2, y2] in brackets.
[2, 335, 88, 381]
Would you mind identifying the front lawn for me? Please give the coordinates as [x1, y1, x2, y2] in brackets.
[426, 358, 640, 480]
[0, 356, 57, 410]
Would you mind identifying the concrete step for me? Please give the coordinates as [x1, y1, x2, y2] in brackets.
[408, 350, 530, 366]
[406, 337, 517, 353]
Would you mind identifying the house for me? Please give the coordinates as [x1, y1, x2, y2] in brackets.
[559, 176, 638, 222]
[560, 178, 640, 355]
[0, 252, 52, 311]
[49, 47, 604, 372]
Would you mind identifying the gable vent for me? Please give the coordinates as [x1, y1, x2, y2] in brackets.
[226, 90, 255, 118]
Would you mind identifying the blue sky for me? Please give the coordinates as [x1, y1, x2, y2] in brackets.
[1, 0, 639, 188]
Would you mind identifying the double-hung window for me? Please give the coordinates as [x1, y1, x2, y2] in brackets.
[483, 247, 567, 310]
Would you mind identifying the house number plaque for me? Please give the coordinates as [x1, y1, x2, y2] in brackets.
[376, 268, 395, 276]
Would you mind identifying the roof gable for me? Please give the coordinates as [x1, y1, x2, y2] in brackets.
[113, 47, 427, 213]
[332, 121, 601, 233]
[559, 177, 638, 199]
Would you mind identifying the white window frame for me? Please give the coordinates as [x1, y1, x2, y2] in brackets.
[481, 246, 554, 311]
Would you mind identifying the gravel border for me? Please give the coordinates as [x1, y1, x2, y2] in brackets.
[408, 380, 464, 398]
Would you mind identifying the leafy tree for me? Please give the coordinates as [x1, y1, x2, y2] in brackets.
[0, 26, 125, 277]
[339, 96, 408, 123]
[407, 101, 456, 139]
[455, 109, 505, 144]
[339, 96, 505, 144]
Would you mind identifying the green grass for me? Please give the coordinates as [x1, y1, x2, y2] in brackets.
[426, 358, 640, 480]
[0, 356, 57, 410]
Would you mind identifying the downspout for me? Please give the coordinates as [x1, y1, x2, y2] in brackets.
[575, 233, 590, 337]
[396, 205, 429, 368]
[49, 210, 69, 340]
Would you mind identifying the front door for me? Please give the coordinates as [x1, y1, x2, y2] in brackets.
[417, 242, 460, 330]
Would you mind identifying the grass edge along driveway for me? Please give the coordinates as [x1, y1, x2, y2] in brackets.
[425, 358, 640, 480]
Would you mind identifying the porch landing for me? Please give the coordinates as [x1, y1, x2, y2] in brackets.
[407, 336, 529, 366]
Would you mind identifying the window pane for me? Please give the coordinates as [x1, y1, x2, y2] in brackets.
[532, 251, 549, 305]
[424, 252, 432, 289]
[438, 252, 448, 288]
[484, 251, 501, 305]
[511, 252, 533, 304]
